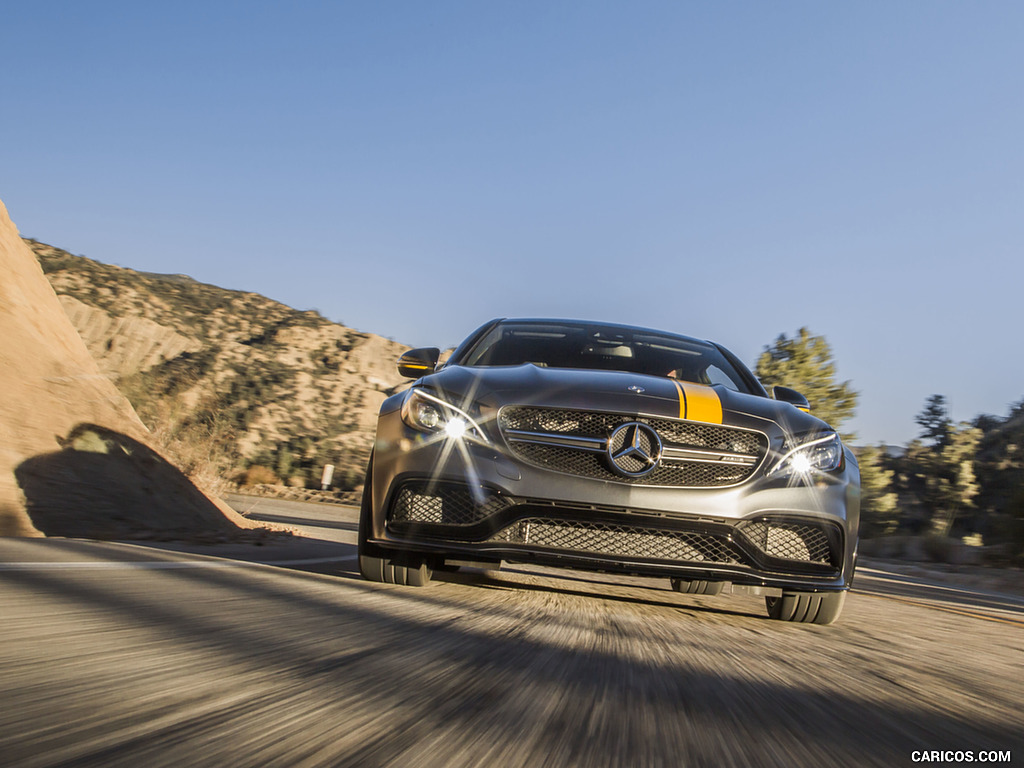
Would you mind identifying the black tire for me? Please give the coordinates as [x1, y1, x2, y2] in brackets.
[810, 591, 846, 625]
[402, 558, 432, 587]
[356, 453, 386, 579]
[765, 591, 846, 625]
[357, 454, 432, 587]
[359, 552, 386, 582]
[360, 552, 433, 586]
[670, 579, 724, 595]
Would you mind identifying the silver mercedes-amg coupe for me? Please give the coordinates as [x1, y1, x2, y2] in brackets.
[359, 318, 859, 625]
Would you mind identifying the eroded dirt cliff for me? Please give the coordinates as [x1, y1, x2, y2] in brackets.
[0, 200, 259, 538]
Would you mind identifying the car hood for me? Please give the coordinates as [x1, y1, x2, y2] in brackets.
[416, 364, 831, 437]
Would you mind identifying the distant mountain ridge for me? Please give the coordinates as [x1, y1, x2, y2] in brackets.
[28, 238, 410, 490]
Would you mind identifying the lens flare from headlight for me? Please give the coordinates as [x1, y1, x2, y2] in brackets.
[444, 417, 468, 440]
[789, 453, 814, 474]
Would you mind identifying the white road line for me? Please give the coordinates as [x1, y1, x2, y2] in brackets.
[857, 567, 1024, 605]
[0, 555, 358, 571]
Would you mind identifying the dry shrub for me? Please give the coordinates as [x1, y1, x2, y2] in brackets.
[120, 375, 238, 499]
[242, 465, 278, 486]
[148, 422, 236, 498]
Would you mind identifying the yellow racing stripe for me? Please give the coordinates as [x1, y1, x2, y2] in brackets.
[672, 380, 723, 424]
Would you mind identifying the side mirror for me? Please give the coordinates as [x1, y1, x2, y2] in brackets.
[398, 347, 440, 379]
[772, 385, 810, 412]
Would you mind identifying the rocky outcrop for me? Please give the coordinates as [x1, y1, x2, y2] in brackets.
[0, 199, 257, 538]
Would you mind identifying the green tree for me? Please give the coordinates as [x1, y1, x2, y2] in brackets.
[906, 397, 982, 536]
[916, 394, 951, 447]
[856, 445, 899, 537]
[970, 399, 1024, 554]
[754, 328, 859, 437]
[930, 424, 982, 535]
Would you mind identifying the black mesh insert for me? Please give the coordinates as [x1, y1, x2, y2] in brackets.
[388, 482, 509, 526]
[500, 407, 765, 454]
[489, 518, 742, 564]
[646, 417, 765, 455]
[510, 443, 751, 486]
[737, 520, 833, 564]
[500, 408, 622, 437]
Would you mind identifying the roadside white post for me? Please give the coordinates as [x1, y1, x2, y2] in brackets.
[320, 463, 335, 491]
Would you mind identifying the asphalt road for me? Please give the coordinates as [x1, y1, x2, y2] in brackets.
[1, 495, 1021, 768]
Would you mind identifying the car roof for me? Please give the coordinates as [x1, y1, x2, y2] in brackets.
[487, 318, 714, 347]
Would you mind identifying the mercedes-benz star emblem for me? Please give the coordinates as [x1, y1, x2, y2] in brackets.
[607, 422, 663, 478]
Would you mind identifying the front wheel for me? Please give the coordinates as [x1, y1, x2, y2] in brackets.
[359, 552, 433, 586]
[357, 454, 432, 587]
[765, 591, 846, 625]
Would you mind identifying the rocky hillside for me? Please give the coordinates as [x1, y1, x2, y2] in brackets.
[0, 196, 265, 540]
[29, 239, 411, 490]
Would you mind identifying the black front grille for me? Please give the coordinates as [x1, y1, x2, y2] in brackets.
[737, 520, 834, 564]
[499, 405, 767, 487]
[510, 443, 752, 486]
[500, 407, 765, 454]
[489, 518, 743, 564]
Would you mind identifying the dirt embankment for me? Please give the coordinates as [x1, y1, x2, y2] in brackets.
[0, 198, 262, 540]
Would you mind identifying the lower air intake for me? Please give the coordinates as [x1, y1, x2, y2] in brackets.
[737, 520, 833, 564]
[489, 518, 742, 564]
[388, 482, 508, 527]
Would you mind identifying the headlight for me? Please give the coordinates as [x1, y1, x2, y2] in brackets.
[401, 389, 489, 444]
[771, 432, 844, 476]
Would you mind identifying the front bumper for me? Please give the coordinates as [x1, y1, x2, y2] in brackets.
[367, 411, 859, 591]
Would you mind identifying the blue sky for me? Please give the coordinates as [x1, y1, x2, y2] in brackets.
[4, 2, 1023, 446]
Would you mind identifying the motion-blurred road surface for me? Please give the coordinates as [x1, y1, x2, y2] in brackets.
[1, 495, 1021, 767]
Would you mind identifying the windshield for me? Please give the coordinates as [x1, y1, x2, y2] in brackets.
[455, 321, 754, 393]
